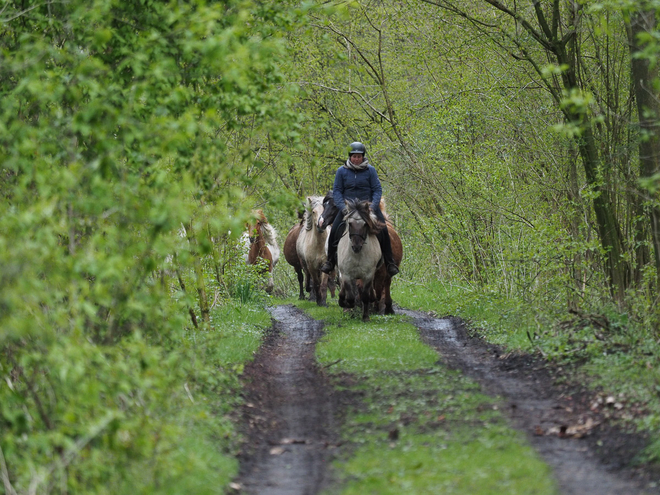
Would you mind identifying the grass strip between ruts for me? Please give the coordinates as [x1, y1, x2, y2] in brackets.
[288, 298, 558, 495]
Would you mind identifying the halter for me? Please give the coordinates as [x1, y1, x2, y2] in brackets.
[349, 231, 367, 242]
[347, 217, 368, 243]
[249, 222, 262, 244]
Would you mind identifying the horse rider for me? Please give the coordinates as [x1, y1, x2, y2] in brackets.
[320, 141, 399, 277]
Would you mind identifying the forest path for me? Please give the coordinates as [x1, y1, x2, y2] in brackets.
[403, 309, 654, 495]
[234, 305, 339, 495]
[235, 304, 655, 494]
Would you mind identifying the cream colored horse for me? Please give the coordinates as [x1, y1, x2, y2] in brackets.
[337, 199, 383, 321]
[296, 196, 330, 306]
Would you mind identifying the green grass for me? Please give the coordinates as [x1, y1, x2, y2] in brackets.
[284, 297, 558, 494]
[395, 279, 540, 350]
[392, 279, 660, 465]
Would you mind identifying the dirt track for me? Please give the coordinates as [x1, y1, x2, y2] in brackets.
[234, 305, 658, 494]
[404, 309, 656, 495]
[235, 305, 338, 495]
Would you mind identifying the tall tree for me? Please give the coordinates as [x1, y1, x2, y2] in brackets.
[418, 0, 635, 301]
[627, 3, 660, 286]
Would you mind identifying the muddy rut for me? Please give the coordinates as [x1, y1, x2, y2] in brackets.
[403, 309, 655, 495]
[236, 305, 657, 494]
[236, 305, 338, 495]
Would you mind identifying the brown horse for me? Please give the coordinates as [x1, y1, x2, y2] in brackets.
[283, 218, 307, 300]
[245, 210, 280, 293]
[320, 192, 402, 315]
[372, 217, 403, 315]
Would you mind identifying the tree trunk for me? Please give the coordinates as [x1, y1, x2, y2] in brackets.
[557, 41, 629, 302]
[628, 7, 660, 288]
[186, 221, 210, 325]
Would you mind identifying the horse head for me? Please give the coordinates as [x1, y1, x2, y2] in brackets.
[247, 209, 268, 243]
[318, 190, 338, 230]
[304, 196, 325, 233]
[344, 199, 382, 253]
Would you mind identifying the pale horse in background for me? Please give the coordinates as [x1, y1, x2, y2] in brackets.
[242, 210, 280, 293]
[296, 196, 331, 306]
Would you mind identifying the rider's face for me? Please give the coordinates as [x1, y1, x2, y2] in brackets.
[350, 153, 364, 165]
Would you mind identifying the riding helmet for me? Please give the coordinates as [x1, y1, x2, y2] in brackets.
[348, 141, 366, 156]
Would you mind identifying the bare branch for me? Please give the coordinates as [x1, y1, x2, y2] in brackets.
[0, 446, 17, 495]
[486, 0, 554, 50]
[315, 20, 384, 86]
[297, 82, 392, 123]
[1, 1, 66, 24]
[533, 0, 554, 41]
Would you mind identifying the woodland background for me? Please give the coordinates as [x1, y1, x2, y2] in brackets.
[2, 0, 660, 493]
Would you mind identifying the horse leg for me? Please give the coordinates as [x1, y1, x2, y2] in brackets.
[361, 280, 373, 322]
[344, 280, 357, 308]
[295, 267, 305, 300]
[305, 271, 312, 296]
[382, 277, 394, 315]
[338, 279, 355, 308]
[314, 273, 327, 307]
[301, 262, 316, 301]
[318, 272, 329, 307]
[338, 286, 347, 308]
[328, 269, 337, 298]
[266, 272, 274, 294]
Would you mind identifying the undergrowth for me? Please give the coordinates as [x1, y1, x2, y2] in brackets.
[0, 301, 267, 494]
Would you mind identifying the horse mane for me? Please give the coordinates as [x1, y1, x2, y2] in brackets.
[343, 198, 383, 234]
[303, 196, 323, 231]
[261, 223, 278, 247]
[253, 209, 267, 224]
[247, 209, 278, 246]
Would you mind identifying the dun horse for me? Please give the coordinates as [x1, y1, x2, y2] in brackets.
[245, 210, 280, 293]
[337, 199, 383, 321]
[320, 191, 402, 315]
[296, 196, 331, 306]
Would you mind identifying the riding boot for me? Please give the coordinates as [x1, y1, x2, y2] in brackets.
[378, 225, 399, 277]
[320, 249, 336, 274]
[321, 215, 344, 274]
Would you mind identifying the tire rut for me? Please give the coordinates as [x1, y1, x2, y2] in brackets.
[402, 309, 657, 495]
[235, 305, 338, 495]
[236, 305, 657, 494]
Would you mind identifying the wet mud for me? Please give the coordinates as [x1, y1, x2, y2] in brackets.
[235, 305, 339, 495]
[236, 305, 659, 494]
[404, 309, 659, 495]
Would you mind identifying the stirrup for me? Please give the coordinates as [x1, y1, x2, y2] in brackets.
[320, 260, 334, 274]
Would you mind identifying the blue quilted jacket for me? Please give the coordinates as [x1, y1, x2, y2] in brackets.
[332, 161, 382, 213]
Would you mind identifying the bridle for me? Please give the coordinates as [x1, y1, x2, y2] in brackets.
[347, 218, 368, 243]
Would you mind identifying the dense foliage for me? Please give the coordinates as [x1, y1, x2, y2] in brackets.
[0, 0, 306, 492]
[3, 0, 660, 491]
